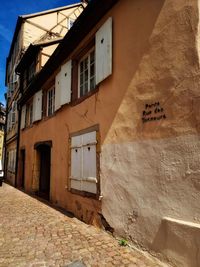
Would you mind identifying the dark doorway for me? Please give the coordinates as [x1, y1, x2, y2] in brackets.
[21, 149, 25, 189]
[38, 144, 51, 200]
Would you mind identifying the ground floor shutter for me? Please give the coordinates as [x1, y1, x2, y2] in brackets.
[70, 131, 97, 194]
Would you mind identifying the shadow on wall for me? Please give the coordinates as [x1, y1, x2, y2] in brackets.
[102, 0, 165, 143]
[152, 217, 200, 267]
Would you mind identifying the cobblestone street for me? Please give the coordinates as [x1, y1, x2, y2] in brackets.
[0, 183, 169, 267]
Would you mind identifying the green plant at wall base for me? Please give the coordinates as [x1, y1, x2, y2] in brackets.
[119, 239, 127, 246]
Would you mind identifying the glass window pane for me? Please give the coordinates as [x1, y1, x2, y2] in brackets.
[80, 73, 83, 85]
[90, 78, 95, 90]
[85, 69, 88, 82]
[84, 82, 88, 93]
[80, 61, 83, 72]
[90, 51, 94, 64]
[80, 85, 84, 97]
[90, 64, 94, 77]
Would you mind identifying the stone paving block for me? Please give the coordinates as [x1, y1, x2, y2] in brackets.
[66, 261, 86, 267]
[0, 183, 170, 267]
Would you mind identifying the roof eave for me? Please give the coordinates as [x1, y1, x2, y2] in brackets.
[19, 0, 119, 106]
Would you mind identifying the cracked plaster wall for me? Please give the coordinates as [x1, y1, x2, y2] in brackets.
[101, 1, 200, 266]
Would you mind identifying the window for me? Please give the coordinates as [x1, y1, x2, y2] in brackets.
[47, 87, 55, 116]
[68, 18, 75, 29]
[23, 60, 36, 90]
[25, 101, 33, 127]
[23, 70, 27, 89]
[7, 149, 16, 173]
[11, 101, 17, 127]
[28, 61, 36, 83]
[79, 49, 95, 97]
[70, 129, 99, 195]
[54, 17, 112, 108]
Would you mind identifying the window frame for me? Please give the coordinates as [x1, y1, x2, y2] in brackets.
[78, 48, 96, 98]
[28, 60, 36, 83]
[68, 125, 100, 199]
[71, 38, 98, 105]
[46, 86, 55, 117]
[25, 100, 33, 128]
[68, 18, 75, 30]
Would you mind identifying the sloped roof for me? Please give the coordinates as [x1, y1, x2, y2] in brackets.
[7, 2, 83, 62]
[16, 38, 63, 74]
[19, 0, 119, 105]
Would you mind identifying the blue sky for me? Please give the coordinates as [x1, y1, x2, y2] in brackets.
[0, 0, 80, 106]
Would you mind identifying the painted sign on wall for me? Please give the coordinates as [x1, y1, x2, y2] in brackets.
[142, 102, 166, 123]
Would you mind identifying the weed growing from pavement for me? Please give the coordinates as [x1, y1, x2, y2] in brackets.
[119, 239, 128, 246]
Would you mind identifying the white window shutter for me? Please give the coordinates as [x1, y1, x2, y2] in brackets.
[21, 105, 26, 129]
[14, 101, 18, 122]
[13, 149, 16, 171]
[55, 72, 61, 111]
[11, 101, 16, 125]
[60, 60, 71, 106]
[7, 111, 11, 130]
[11, 150, 14, 172]
[82, 131, 97, 194]
[33, 90, 42, 122]
[95, 17, 112, 85]
[8, 111, 11, 130]
[71, 135, 82, 191]
[15, 107, 18, 123]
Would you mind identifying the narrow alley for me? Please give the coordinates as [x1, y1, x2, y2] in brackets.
[0, 183, 168, 267]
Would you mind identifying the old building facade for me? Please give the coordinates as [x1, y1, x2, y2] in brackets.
[4, 0, 200, 266]
[5, 2, 85, 186]
[0, 103, 6, 162]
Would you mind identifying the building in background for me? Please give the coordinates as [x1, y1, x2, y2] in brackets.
[0, 103, 6, 161]
[5, 2, 85, 186]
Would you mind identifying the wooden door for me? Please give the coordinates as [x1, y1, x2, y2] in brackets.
[39, 145, 51, 200]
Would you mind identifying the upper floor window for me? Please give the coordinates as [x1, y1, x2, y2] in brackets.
[25, 101, 33, 127]
[68, 18, 75, 29]
[47, 87, 55, 116]
[79, 49, 95, 98]
[28, 61, 36, 82]
[23, 60, 36, 90]
[54, 17, 112, 111]
[11, 101, 17, 126]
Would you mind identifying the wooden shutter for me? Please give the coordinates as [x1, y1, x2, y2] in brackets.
[55, 72, 61, 111]
[7, 111, 11, 130]
[95, 17, 112, 85]
[21, 105, 26, 129]
[13, 149, 16, 171]
[71, 60, 78, 102]
[71, 135, 82, 191]
[70, 131, 97, 193]
[11, 150, 14, 172]
[82, 131, 97, 194]
[60, 60, 72, 106]
[11, 101, 16, 124]
[33, 90, 42, 122]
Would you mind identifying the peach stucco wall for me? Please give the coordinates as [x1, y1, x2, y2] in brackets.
[17, 0, 200, 266]
[19, 0, 152, 223]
